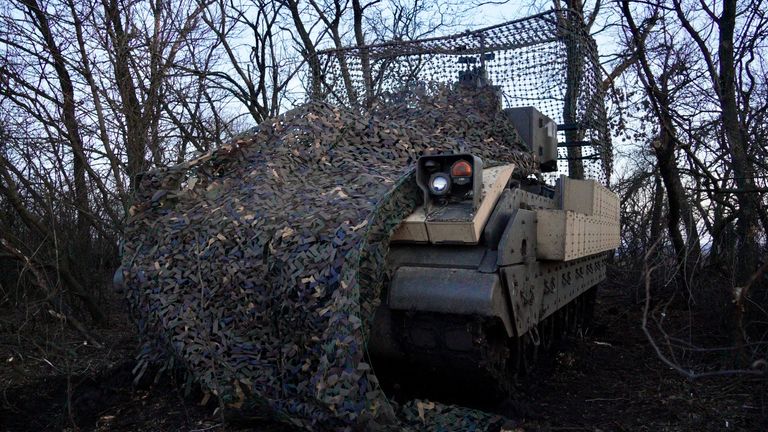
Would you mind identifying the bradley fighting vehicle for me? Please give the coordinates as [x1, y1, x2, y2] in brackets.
[366, 66, 620, 396]
[118, 11, 620, 425]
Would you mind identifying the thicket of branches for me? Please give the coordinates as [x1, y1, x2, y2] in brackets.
[606, 0, 768, 372]
[0, 0, 465, 326]
[1, 0, 767, 376]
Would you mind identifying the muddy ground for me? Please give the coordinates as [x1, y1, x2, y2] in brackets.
[1, 285, 766, 431]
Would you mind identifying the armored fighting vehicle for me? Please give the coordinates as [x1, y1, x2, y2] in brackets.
[119, 10, 618, 430]
[366, 67, 619, 396]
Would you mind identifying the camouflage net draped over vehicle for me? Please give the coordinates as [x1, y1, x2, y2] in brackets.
[315, 9, 611, 184]
[122, 86, 535, 431]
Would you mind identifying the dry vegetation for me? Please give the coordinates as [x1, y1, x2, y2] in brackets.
[1, 0, 768, 430]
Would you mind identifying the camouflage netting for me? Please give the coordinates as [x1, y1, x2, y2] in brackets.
[315, 9, 611, 184]
[123, 10, 612, 430]
[122, 86, 537, 431]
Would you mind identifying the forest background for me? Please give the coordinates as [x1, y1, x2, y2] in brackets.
[1, 0, 767, 417]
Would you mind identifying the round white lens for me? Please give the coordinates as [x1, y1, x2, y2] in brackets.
[431, 175, 449, 192]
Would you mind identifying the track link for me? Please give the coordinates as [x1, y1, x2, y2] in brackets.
[368, 287, 597, 403]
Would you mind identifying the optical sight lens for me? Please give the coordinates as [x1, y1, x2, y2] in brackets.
[430, 175, 449, 194]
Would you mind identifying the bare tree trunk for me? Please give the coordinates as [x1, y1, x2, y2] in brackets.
[669, 0, 766, 281]
[654, 127, 692, 266]
[22, 0, 91, 248]
[307, 0, 357, 104]
[561, 5, 585, 180]
[656, 72, 701, 264]
[283, 0, 323, 98]
[649, 171, 664, 247]
[719, 0, 760, 285]
[620, 0, 700, 283]
[352, 0, 373, 107]
[66, 0, 127, 208]
[0, 159, 106, 324]
[103, 0, 147, 188]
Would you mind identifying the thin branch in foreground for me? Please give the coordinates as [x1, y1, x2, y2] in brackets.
[0, 238, 104, 349]
[641, 239, 766, 379]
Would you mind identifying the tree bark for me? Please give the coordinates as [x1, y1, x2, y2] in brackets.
[561, 5, 585, 180]
[102, 0, 147, 188]
[718, 0, 760, 284]
[620, 0, 701, 281]
[352, 0, 373, 107]
[649, 171, 664, 248]
[22, 0, 91, 249]
[283, 0, 323, 98]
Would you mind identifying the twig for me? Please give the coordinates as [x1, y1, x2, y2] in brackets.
[0, 239, 103, 349]
[641, 238, 765, 379]
[585, 397, 629, 402]
[735, 260, 768, 314]
[189, 424, 223, 432]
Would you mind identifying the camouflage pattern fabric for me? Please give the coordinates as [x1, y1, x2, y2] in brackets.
[121, 86, 536, 430]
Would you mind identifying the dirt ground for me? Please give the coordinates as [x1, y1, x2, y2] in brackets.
[1, 286, 766, 432]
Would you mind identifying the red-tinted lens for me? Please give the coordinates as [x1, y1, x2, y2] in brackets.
[451, 160, 472, 177]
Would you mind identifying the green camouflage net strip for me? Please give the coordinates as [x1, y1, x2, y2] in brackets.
[122, 85, 536, 430]
[314, 9, 611, 184]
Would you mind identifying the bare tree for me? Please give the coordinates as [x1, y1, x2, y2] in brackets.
[0, 0, 222, 324]
[192, 0, 302, 123]
[619, 2, 702, 283]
